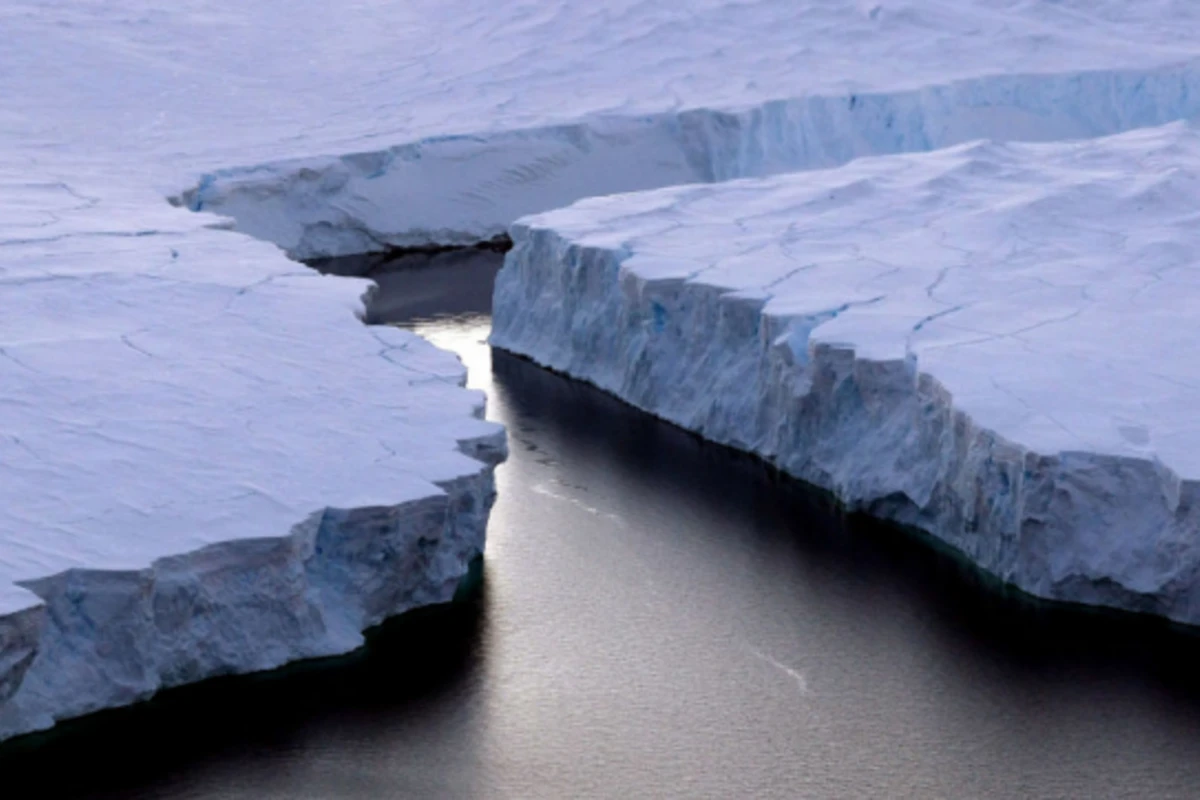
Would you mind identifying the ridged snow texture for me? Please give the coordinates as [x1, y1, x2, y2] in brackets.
[0, 469, 497, 741]
[0, 212, 507, 743]
[183, 61, 1200, 260]
[491, 126, 1200, 624]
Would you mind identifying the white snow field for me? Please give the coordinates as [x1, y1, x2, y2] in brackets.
[1, 3, 523, 741]
[492, 122, 1200, 622]
[4, 0, 1200, 744]
[168, 0, 1200, 259]
[0, 188, 506, 740]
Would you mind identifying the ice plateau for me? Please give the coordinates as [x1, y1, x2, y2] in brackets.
[6, 0, 1200, 744]
[491, 122, 1200, 622]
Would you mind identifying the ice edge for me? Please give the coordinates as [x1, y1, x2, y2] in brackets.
[178, 61, 1200, 259]
[0, 408, 507, 742]
[490, 221, 1200, 625]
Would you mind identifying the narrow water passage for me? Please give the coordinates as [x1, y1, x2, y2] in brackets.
[8, 249, 1200, 798]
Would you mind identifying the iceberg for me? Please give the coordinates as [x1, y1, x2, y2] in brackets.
[0, 1, 519, 741]
[491, 123, 1200, 622]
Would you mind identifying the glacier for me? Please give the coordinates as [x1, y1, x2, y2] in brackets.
[174, 2, 1200, 260]
[0, 200, 506, 741]
[491, 122, 1200, 622]
[6, 0, 1200, 744]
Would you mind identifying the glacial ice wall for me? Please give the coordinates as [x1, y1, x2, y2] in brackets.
[180, 62, 1200, 260]
[490, 124, 1200, 622]
[0, 470, 499, 741]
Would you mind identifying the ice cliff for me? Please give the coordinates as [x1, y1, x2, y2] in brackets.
[184, 62, 1200, 261]
[0, 206, 506, 740]
[491, 123, 1200, 622]
[170, 0, 1200, 261]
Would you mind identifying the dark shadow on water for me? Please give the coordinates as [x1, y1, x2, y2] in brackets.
[10, 246, 1200, 797]
[487, 344, 1200, 702]
[0, 579, 489, 799]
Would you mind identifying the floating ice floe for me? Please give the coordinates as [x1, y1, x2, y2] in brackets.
[492, 123, 1200, 622]
[5, 0, 1200, 742]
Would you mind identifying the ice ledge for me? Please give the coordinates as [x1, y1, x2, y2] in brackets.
[490, 123, 1200, 624]
[0, 464, 501, 742]
[0, 211, 508, 742]
[177, 61, 1200, 260]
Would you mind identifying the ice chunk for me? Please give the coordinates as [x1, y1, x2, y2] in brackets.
[491, 124, 1200, 622]
[0, 195, 506, 741]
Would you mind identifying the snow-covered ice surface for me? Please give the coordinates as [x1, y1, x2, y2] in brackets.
[492, 122, 1200, 622]
[6, 0, 1200, 743]
[0, 3, 517, 741]
[0, 192, 506, 740]
[157, 0, 1200, 259]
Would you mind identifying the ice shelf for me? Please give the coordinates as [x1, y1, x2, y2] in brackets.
[0, 1, 519, 741]
[169, 1, 1200, 260]
[0, 190, 506, 740]
[7, 0, 1200, 742]
[492, 123, 1200, 622]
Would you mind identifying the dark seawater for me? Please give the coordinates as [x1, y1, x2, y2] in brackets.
[8, 249, 1200, 798]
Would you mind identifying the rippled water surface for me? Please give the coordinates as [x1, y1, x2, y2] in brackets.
[8, 249, 1200, 799]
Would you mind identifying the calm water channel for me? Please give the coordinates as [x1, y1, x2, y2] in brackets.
[6, 249, 1200, 798]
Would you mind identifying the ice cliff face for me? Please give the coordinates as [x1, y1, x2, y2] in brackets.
[0, 201, 506, 742]
[181, 62, 1200, 261]
[145, 0, 1200, 261]
[491, 124, 1200, 622]
[0, 470, 498, 741]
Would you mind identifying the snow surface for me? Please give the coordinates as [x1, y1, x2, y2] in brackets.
[492, 121, 1200, 622]
[165, 0, 1200, 259]
[6, 0, 1200, 741]
[0, 191, 506, 739]
[0, 2, 520, 741]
